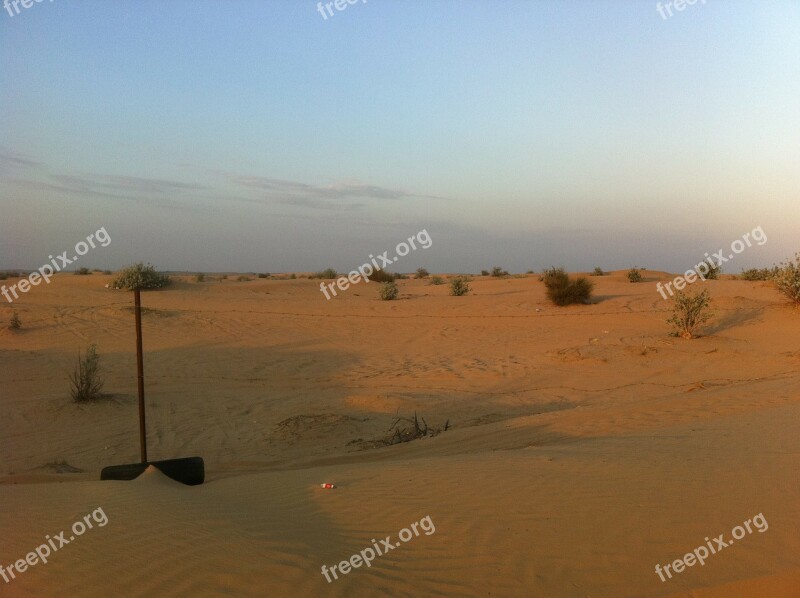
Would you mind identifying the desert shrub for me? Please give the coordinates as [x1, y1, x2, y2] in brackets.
[111, 263, 170, 290]
[774, 253, 800, 304]
[543, 268, 593, 306]
[740, 267, 778, 281]
[481, 270, 490, 276]
[236, 275, 251, 282]
[667, 289, 712, 339]
[592, 267, 604, 276]
[313, 268, 338, 280]
[378, 281, 399, 300]
[289, 273, 297, 279]
[195, 273, 206, 282]
[9, 312, 21, 330]
[69, 344, 104, 402]
[415, 268, 429, 279]
[75, 267, 91, 275]
[450, 276, 470, 296]
[627, 267, 643, 283]
[705, 263, 722, 280]
[0, 273, 6, 280]
[526, 270, 534, 274]
[221, 274, 228, 280]
[366, 269, 396, 283]
[491, 266, 509, 277]
[102, 270, 112, 275]
[257, 273, 269, 278]
[429, 276, 444, 285]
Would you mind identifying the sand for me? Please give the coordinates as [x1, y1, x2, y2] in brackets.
[1, 271, 799, 597]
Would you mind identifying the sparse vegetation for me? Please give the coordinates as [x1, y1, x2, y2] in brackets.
[627, 267, 643, 283]
[102, 270, 112, 275]
[481, 270, 490, 276]
[592, 267, 604, 276]
[75, 267, 91, 275]
[366, 269, 396, 283]
[450, 276, 470, 296]
[739, 267, 778, 281]
[542, 267, 593, 306]
[69, 344, 105, 402]
[667, 289, 712, 339]
[491, 266, 509, 277]
[236, 275, 251, 282]
[313, 268, 338, 280]
[378, 281, 399, 300]
[257, 273, 269, 278]
[429, 276, 445, 285]
[195, 273, 206, 282]
[9, 312, 21, 330]
[774, 253, 800, 305]
[415, 268, 429, 279]
[111, 263, 170, 290]
[705, 263, 722, 280]
[289, 273, 297, 279]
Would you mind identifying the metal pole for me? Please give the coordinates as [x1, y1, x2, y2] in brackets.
[134, 288, 147, 463]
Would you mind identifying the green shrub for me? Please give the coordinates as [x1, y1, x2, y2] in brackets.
[450, 277, 470, 296]
[627, 268, 643, 283]
[705, 263, 721, 280]
[491, 266, 508, 277]
[367, 269, 395, 283]
[111, 263, 170, 290]
[592, 267, 604, 276]
[774, 253, 800, 305]
[415, 268, 430, 279]
[481, 270, 490, 276]
[379, 281, 399, 300]
[667, 289, 712, 339]
[313, 268, 338, 280]
[740, 267, 778, 281]
[543, 268, 593, 306]
[289, 273, 297, 279]
[195, 273, 206, 282]
[69, 344, 105, 402]
[75, 267, 91, 275]
[9, 312, 21, 330]
[257, 273, 269, 278]
[429, 276, 444, 285]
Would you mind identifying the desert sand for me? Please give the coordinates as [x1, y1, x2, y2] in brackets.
[1, 271, 799, 597]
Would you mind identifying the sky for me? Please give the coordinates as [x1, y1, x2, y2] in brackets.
[1, 0, 799, 274]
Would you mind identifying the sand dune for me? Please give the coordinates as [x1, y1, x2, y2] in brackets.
[2, 272, 799, 596]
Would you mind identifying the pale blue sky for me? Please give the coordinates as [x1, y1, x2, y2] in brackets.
[2, 0, 798, 273]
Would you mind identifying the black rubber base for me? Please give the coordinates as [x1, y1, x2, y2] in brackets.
[101, 457, 204, 486]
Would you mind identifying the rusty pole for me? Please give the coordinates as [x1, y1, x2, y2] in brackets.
[134, 288, 148, 463]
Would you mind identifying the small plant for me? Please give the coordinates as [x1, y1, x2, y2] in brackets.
[415, 268, 429, 279]
[667, 289, 713, 339]
[366, 269, 396, 283]
[705, 263, 722, 280]
[481, 270, 490, 276]
[592, 267, 604, 276]
[490, 266, 509, 277]
[75, 267, 91, 275]
[9, 312, 21, 330]
[195, 273, 206, 282]
[378, 281, 399, 300]
[289, 273, 297, 279]
[236, 275, 251, 282]
[429, 276, 444, 285]
[257, 273, 269, 279]
[627, 267, 643, 283]
[526, 270, 534, 275]
[450, 276, 470, 296]
[111, 263, 170, 290]
[542, 267, 593, 306]
[740, 267, 778, 281]
[69, 344, 105, 402]
[313, 268, 338, 280]
[102, 270, 112, 275]
[774, 253, 800, 305]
